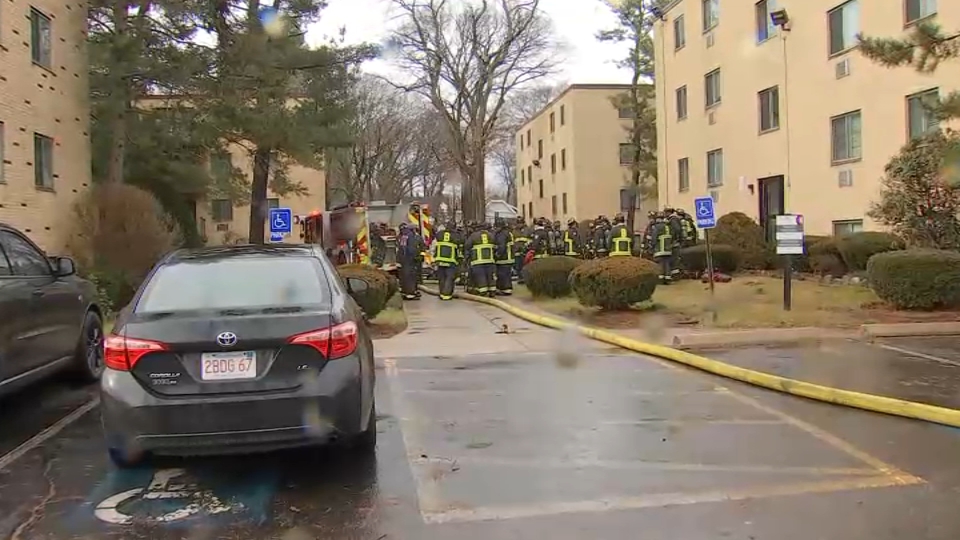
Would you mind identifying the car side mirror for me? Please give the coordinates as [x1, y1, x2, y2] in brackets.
[345, 277, 369, 294]
[54, 256, 76, 277]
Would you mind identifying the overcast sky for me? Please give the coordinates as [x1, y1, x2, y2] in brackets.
[305, 0, 632, 85]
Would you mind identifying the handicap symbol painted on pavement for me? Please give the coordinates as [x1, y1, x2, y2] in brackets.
[76, 465, 278, 528]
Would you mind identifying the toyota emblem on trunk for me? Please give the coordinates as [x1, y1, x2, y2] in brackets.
[216, 332, 238, 347]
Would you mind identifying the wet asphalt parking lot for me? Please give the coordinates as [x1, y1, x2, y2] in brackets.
[3, 299, 960, 540]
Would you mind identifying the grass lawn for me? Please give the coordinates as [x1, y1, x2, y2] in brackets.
[512, 275, 960, 330]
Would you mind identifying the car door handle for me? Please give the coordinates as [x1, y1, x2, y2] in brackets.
[32, 290, 45, 297]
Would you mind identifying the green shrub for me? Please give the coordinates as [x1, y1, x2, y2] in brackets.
[806, 237, 847, 277]
[522, 256, 583, 298]
[867, 249, 960, 310]
[836, 231, 905, 271]
[337, 265, 393, 318]
[678, 244, 740, 273]
[569, 257, 659, 310]
[791, 235, 831, 273]
[711, 212, 771, 269]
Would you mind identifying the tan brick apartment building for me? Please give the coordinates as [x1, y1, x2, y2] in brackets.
[516, 84, 658, 226]
[654, 0, 958, 237]
[0, 0, 90, 252]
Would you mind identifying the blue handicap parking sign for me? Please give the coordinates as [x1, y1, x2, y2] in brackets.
[693, 196, 716, 229]
[269, 208, 293, 234]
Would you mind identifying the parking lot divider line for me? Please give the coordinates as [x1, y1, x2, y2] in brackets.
[873, 342, 960, 368]
[0, 397, 100, 472]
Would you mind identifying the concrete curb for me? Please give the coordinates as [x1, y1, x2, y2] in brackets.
[860, 322, 960, 340]
[670, 328, 859, 350]
[420, 285, 960, 429]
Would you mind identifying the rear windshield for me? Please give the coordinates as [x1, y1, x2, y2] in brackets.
[136, 256, 329, 313]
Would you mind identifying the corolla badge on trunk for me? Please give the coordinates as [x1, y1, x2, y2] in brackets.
[216, 331, 238, 347]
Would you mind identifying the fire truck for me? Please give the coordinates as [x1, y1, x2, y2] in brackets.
[297, 201, 435, 274]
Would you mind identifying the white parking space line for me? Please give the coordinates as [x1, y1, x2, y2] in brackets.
[0, 397, 100, 472]
[873, 343, 960, 368]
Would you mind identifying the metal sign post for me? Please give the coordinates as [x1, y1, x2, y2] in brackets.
[693, 197, 718, 321]
[775, 214, 804, 311]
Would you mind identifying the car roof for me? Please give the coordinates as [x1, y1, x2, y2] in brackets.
[166, 244, 318, 263]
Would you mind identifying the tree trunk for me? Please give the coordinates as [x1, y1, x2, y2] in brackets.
[249, 147, 271, 244]
[105, 0, 129, 184]
[460, 157, 487, 222]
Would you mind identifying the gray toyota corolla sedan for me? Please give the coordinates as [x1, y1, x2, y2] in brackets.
[100, 244, 377, 467]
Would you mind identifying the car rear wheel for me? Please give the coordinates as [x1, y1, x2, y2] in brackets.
[351, 401, 377, 452]
[74, 311, 104, 381]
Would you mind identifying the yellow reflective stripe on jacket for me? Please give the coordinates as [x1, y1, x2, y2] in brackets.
[472, 232, 495, 265]
[611, 228, 631, 256]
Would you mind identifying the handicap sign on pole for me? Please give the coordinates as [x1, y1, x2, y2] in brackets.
[693, 196, 716, 229]
[269, 208, 293, 235]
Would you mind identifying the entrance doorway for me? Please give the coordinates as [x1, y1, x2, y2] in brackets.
[758, 175, 785, 244]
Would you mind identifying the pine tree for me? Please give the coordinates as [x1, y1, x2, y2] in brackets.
[859, 21, 960, 120]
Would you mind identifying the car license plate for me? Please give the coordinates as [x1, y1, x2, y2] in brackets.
[200, 351, 256, 381]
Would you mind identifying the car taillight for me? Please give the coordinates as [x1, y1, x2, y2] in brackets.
[103, 335, 168, 371]
[288, 321, 358, 359]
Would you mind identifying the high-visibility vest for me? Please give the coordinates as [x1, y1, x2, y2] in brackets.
[471, 232, 495, 265]
[654, 226, 673, 257]
[435, 232, 458, 266]
[610, 227, 632, 256]
[497, 232, 515, 264]
[563, 231, 579, 256]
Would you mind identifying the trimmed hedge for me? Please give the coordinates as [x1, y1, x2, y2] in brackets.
[522, 256, 583, 298]
[678, 244, 740, 273]
[806, 236, 847, 277]
[337, 264, 395, 318]
[712, 212, 771, 270]
[867, 249, 960, 310]
[836, 231, 905, 271]
[569, 256, 659, 310]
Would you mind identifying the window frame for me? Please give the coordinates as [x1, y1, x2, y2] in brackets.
[676, 85, 688, 120]
[562, 192, 568, 214]
[702, 0, 719, 32]
[30, 8, 52, 69]
[211, 199, 234, 222]
[561, 148, 567, 170]
[538, 179, 544, 198]
[830, 110, 862, 164]
[674, 15, 686, 50]
[755, 0, 778, 43]
[904, 0, 936, 25]
[906, 88, 940, 140]
[619, 143, 636, 166]
[707, 149, 723, 187]
[832, 219, 863, 236]
[33, 133, 54, 190]
[538, 139, 543, 158]
[550, 153, 556, 174]
[551, 195, 557, 216]
[560, 105, 565, 125]
[828, 0, 860, 57]
[704, 68, 721, 109]
[549, 112, 555, 133]
[678, 157, 690, 192]
[758, 86, 780, 133]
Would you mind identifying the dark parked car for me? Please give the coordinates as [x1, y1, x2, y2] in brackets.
[0, 223, 104, 397]
[101, 244, 377, 467]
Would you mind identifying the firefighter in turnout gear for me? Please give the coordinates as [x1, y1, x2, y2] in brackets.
[550, 220, 564, 255]
[370, 222, 387, 267]
[493, 218, 515, 295]
[433, 222, 461, 300]
[641, 211, 657, 259]
[563, 218, 582, 257]
[397, 223, 426, 300]
[530, 218, 551, 259]
[677, 209, 697, 247]
[608, 214, 633, 256]
[592, 216, 610, 257]
[649, 213, 674, 283]
[465, 222, 497, 296]
[513, 217, 531, 283]
[665, 208, 684, 280]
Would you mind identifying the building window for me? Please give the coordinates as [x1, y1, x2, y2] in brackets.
[758, 86, 780, 132]
[832, 219, 863, 236]
[550, 112, 555, 133]
[702, 0, 719, 31]
[521, 204, 526, 219]
[550, 153, 556, 174]
[678, 157, 690, 192]
[705, 68, 721, 108]
[211, 199, 233, 222]
[560, 105, 565, 125]
[538, 139, 543, 158]
[551, 195, 557, 216]
[526, 130, 531, 146]
[528, 202, 533, 217]
[30, 8, 52, 68]
[828, 0, 860, 56]
[907, 88, 940, 139]
[267, 198, 280, 209]
[33, 133, 53, 189]
[831, 110, 862, 163]
[520, 168, 525, 185]
[210, 150, 232, 179]
[519, 135, 524, 150]
[618, 106, 635, 119]
[527, 165, 532, 183]
[0, 123, 5, 183]
[562, 193, 568, 214]
[619, 143, 635, 166]
[561, 148, 567, 170]
[674, 15, 686, 49]
[538, 179, 544, 198]
[707, 149, 723, 187]
[905, 0, 936, 24]
[755, 0, 777, 43]
[676, 85, 688, 120]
